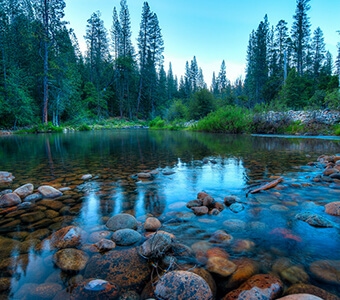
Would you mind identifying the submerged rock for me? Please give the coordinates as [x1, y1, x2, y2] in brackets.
[309, 260, 340, 286]
[38, 185, 63, 198]
[53, 248, 89, 272]
[284, 283, 340, 300]
[0, 193, 21, 208]
[295, 212, 333, 227]
[70, 278, 120, 300]
[84, 247, 151, 293]
[14, 183, 34, 199]
[139, 232, 172, 258]
[106, 213, 138, 231]
[111, 228, 142, 246]
[325, 201, 340, 216]
[154, 270, 213, 300]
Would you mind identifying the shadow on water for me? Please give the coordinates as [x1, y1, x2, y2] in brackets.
[1, 130, 340, 298]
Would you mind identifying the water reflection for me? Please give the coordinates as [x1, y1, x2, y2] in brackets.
[1, 130, 340, 298]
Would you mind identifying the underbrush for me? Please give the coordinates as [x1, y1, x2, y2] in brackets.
[193, 106, 252, 133]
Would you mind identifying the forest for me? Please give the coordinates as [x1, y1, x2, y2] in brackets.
[0, 0, 339, 129]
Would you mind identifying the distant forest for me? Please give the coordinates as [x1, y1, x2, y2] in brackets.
[0, 0, 339, 128]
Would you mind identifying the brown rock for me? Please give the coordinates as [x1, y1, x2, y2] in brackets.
[214, 201, 225, 211]
[84, 247, 151, 293]
[222, 273, 283, 300]
[94, 239, 116, 252]
[206, 256, 237, 277]
[186, 199, 203, 208]
[280, 266, 309, 284]
[209, 230, 233, 243]
[31, 283, 63, 299]
[88, 230, 113, 243]
[154, 270, 213, 300]
[70, 278, 119, 300]
[0, 193, 21, 208]
[191, 206, 209, 216]
[53, 248, 89, 272]
[325, 201, 340, 216]
[203, 195, 215, 208]
[14, 183, 34, 199]
[137, 172, 152, 179]
[285, 283, 340, 300]
[309, 260, 340, 285]
[21, 211, 45, 223]
[277, 295, 323, 300]
[38, 199, 63, 210]
[144, 216, 161, 231]
[197, 191, 209, 200]
[0, 171, 14, 183]
[43, 225, 87, 250]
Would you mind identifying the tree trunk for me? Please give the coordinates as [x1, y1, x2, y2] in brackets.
[42, 0, 49, 124]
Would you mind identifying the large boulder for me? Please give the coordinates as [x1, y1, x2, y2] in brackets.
[154, 270, 213, 300]
[106, 213, 138, 231]
[14, 183, 34, 199]
[0, 193, 21, 208]
[84, 247, 151, 293]
[38, 185, 63, 198]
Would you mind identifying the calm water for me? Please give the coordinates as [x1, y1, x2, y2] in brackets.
[1, 130, 340, 298]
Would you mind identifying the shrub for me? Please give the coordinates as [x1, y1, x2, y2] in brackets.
[149, 116, 165, 128]
[193, 105, 252, 133]
[78, 124, 91, 131]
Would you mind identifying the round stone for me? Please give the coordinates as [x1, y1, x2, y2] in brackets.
[206, 257, 237, 277]
[325, 201, 340, 216]
[14, 183, 34, 199]
[139, 232, 172, 258]
[0, 193, 21, 208]
[88, 230, 112, 243]
[38, 185, 63, 198]
[154, 270, 213, 300]
[106, 213, 138, 231]
[111, 228, 142, 246]
[94, 239, 116, 251]
[31, 283, 63, 299]
[309, 260, 340, 285]
[84, 247, 151, 293]
[144, 217, 161, 231]
[276, 295, 323, 300]
[53, 248, 89, 272]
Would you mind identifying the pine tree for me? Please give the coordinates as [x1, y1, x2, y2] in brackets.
[312, 27, 326, 79]
[166, 62, 177, 101]
[217, 60, 228, 96]
[291, 0, 311, 76]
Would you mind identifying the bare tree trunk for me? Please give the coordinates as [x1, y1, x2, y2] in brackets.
[42, 0, 49, 124]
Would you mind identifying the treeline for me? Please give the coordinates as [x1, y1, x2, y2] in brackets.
[0, 0, 339, 129]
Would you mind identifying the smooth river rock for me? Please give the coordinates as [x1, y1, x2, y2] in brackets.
[0, 193, 21, 208]
[84, 247, 151, 293]
[38, 185, 63, 198]
[106, 213, 138, 231]
[53, 248, 89, 272]
[111, 228, 142, 246]
[154, 270, 213, 300]
[325, 201, 340, 216]
[14, 183, 34, 199]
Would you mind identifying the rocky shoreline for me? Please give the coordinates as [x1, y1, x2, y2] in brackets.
[1, 155, 340, 299]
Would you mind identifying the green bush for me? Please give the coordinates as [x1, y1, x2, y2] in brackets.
[193, 105, 252, 133]
[324, 89, 340, 110]
[333, 124, 340, 136]
[78, 124, 91, 131]
[149, 116, 165, 128]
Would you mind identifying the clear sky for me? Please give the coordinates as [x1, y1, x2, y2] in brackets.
[64, 0, 340, 85]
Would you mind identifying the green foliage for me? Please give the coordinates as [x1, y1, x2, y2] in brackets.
[78, 124, 91, 131]
[149, 116, 165, 128]
[283, 120, 305, 134]
[16, 122, 63, 134]
[188, 89, 215, 120]
[324, 89, 340, 110]
[194, 105, 252, 133]
[333, 124, 340, 136]
[166, 99, 188, 121]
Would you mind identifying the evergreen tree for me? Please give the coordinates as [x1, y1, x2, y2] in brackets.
[312, 27, 326, 78]
[275, 19, 290, 77]
[166, 62, 177, 100]
[291, 0, 311, 76]
[217, 60, 228, 97]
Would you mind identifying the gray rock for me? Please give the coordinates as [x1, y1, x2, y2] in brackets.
[0, 193, 21, 208]
[106, 213, 138, 231]
[112, 228, 142, 246]
[14, 183, 34, 199]
[296, 212, 333, 228]
[139, 233, 172, 258]
[38, 185, 63, 198]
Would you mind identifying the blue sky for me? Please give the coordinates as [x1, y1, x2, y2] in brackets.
[64, 0, 340, 84]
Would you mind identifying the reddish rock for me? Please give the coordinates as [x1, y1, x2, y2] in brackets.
[42, 225, 87, 250]
[214, 201, 225, 211]
[70, 278, 119, 300]
[197, 191, 209, 200]
[222, 274, 283, 300]
[0, 193, 21, 208]
[14, 183, 34, 199]
[206, 247, 229, 260]
[30, 283, 63, 299]
[277, 295, 323, 300]
[154, 270, 213, 300]
[84, 247, 151, 293]
[284, 283, 340, 300]
[144, 216, 161, 231]
[137, 172, 152, 179]
[191, 206, 209, 216]
[325, 201, 340, 216]
[94, 239, 116, 252]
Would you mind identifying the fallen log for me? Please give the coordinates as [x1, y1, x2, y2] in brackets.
[249, 177, 283, 194]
